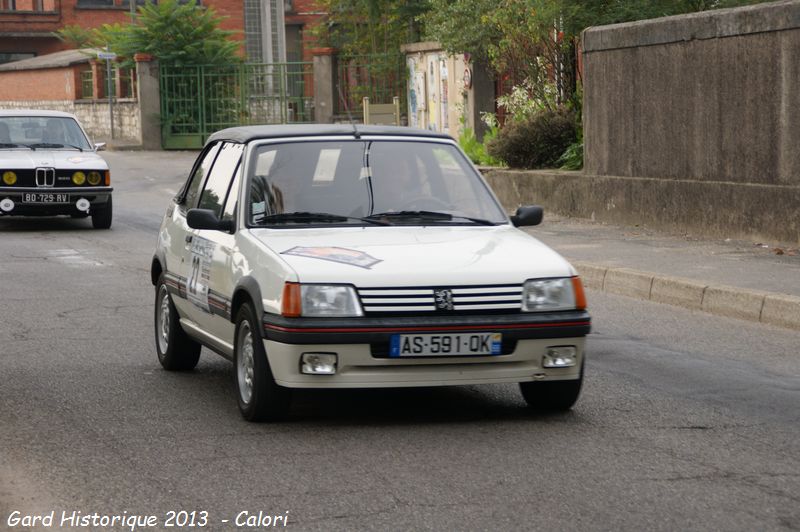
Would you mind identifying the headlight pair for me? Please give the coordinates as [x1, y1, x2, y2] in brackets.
[72, 171, 103, 186]
[282, 283, 363, 317]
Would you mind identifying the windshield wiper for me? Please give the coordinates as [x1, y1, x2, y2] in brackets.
[0, 143, 27, 149]
[256, 211, 391, 226]
[29, 143, 64, 150]
[365, 210, 496, 226]
[28, 142, 84, 151]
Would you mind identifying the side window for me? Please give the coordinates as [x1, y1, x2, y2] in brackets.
[183, 143, 221, 209]
[198, 142, 244, 217]
[221, 165, 242, 223]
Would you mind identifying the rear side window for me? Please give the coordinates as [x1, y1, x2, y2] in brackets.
[183, 143, 221, 209]
[198, 142, 244, 217]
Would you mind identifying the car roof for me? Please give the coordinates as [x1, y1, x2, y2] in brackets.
[206, 124, 454, 145]
[0, 110, 79, 119]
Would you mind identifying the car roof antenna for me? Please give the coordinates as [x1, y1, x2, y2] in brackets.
[337, 83, 360, 139]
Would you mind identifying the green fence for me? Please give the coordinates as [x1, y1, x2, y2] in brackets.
[334, 54, 407, 118]
[160, 62, 313, 150]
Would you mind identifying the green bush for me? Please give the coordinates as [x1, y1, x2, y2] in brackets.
[557, 140, 583, 170]
[487, 108, 577, 169]
[458, 126, 502, 166]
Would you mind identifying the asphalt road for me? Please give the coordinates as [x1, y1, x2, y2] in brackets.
[1, 151, 799, 531]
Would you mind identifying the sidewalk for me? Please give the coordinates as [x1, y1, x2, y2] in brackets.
[524, 215, 800, 331]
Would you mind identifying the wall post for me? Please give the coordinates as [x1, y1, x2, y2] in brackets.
[135, 54, 161, 150]
[311, 48, 335, 124]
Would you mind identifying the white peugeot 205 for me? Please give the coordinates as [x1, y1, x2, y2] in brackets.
[151, 125, 590, 421]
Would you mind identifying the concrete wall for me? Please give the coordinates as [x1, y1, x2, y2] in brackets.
[483, 169, 800, 245]
[583, 0, 800, 184]
[567, 0, 800, 243]
[0, 99, 140, 142]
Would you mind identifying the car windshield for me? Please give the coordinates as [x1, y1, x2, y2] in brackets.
[247, 139, 508, 226]
[0, 116, 92, 150]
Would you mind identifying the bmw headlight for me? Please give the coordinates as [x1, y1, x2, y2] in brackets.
[522, 277, 585, 312]
[295, 284, 363, 317]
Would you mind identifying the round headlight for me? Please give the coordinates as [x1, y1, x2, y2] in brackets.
[72, 171, 86, 185]
[87, 171, 102, 186]
[2, 171, 17, 185]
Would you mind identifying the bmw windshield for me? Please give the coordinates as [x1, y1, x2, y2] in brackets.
[0, 116, 92, 151]
[247, 139, 508, 227]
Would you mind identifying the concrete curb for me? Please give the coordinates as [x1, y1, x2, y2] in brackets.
[572, 261, 800, 331]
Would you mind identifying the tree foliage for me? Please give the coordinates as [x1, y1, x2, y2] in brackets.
[313, 0, 429, 56]
[424, 0, 767, 84]
[55, 0, 240, 68]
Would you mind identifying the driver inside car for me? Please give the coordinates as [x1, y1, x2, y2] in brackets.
[369, 151, 426, 213]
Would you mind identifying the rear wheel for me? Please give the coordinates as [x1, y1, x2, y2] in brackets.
[154, 274, 200, 370]
[235, 302, 291, 422]
[92, 196, 112, 229]
[520, 364, 583, 412]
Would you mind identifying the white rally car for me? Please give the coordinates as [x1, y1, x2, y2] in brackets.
[151, 125, 590, 421]
[0, 110, 112, 228]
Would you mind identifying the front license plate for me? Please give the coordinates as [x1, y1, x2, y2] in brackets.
[21, 192, 70, 204]
[389, 333, 502, 357]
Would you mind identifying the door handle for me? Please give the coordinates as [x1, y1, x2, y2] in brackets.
[185, 235, 193, 244]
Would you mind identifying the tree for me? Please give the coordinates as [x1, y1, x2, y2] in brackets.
[313, 0, 429, 56]
[423, 0, 768, 101]
[56, 0, 241, 68]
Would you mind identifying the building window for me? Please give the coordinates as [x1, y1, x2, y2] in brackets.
[76, 0, 114, 6]
[80, 69, 94, 99]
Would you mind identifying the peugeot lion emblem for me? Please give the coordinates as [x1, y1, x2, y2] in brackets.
[434, 288, 454, 311]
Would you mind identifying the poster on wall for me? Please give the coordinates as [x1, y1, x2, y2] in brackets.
[440, 58, 449, 133]
[407, 58, 419, 128]
[427, 56, 438, 131]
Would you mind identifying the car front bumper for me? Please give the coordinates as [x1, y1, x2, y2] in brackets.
[262, 312, 590, 388]
[0, 186, 112, 216]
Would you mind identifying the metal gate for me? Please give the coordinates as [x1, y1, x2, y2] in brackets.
[159, 62, 314, 149]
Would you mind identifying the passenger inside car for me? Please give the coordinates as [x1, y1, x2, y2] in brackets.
[43, 118, 66, 144]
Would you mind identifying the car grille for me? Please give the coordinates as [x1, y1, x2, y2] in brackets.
[357, 284, 523, 314]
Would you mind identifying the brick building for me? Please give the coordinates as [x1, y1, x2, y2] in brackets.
[0, 0, 324, 65]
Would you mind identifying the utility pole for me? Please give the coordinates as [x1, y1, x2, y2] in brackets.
[98, 48, 118, 140]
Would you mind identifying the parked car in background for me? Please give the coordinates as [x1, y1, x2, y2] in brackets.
[0, 110, 112, 229]
[151, 125, 590, 421]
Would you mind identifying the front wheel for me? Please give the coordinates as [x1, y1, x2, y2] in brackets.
[154, 275, 201, 370]
[520, 367, 583, 412]
[92, 196, 112, 229]
[235, 303, 291, 422]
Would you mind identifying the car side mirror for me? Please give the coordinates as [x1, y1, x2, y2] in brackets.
[94, 142, 107, 152]
[187, 208, 234, 233]
[510, 205, 544, 227]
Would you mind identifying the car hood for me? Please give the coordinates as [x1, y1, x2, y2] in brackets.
[250, 225, 577, 286]
[0, 149, 107, 170]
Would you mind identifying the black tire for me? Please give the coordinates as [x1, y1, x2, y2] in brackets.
[92, 196, 112, 229]
[154, 274, 201, 370]
[234, 302, 291, 422]
[520, 364, 583, 412]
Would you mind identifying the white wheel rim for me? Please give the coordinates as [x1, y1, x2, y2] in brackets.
[157, 286, 171, 354]
[237, 321, 255, 404]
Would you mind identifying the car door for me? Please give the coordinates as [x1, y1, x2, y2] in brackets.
[183, 142, 244, 355]
[162, 141, 222, 325]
